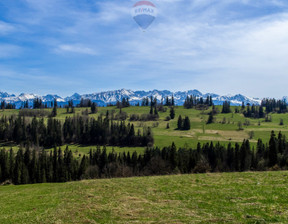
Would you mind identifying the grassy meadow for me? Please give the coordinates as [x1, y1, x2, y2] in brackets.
[1, 171, 288, 223]
[1, 107, 288, 223]
[1, 105, 288, 156]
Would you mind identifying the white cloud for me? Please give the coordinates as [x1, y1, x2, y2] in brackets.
[55, 44, 98, 55]
[112, 6, 288, 97]
[1, 0, 288, 97]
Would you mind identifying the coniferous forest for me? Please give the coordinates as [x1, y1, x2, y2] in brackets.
[0, 131, 287, 185]
[0, 115, 153, 147]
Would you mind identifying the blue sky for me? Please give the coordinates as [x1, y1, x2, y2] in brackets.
[0, 0, 288, 98]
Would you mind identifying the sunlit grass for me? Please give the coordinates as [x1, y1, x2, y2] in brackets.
[1, 171, 288, 223]
[1, 106, 288, 151]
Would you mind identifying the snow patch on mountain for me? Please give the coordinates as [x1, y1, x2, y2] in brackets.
[0, 89, 268, 108]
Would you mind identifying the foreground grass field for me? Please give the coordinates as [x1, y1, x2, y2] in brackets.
[1, 171, 288, 223]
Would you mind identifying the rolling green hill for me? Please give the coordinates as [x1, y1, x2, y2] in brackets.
[1, 106, 287, 156]
[1, 107, 288, 223]
[1, 171, 288, 223]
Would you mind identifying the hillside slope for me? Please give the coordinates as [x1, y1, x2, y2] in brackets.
[1, 171, 287, 223]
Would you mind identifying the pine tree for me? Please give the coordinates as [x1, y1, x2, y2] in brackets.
[183, 116, 191, 130]
[171, 95, 175, 106]
[177, 115, 183, 130]
[51, 106, 57, 117]
[154, 107, 158, 116]
[221, 101, 231, 113]
[0, 101, 5, 109]
[207, 114, 214, 124]
[170, 107, 175, 119]
[149, 105, 153, 115]
[91, 102, 97, 114]
[165, 97, 170, 106]
[170, 142, 177, 170]
[209, 96, 213, 106]
[268, 131, 278, 167]
[78, 155, 88, 179]
[53, 98, 58, 108]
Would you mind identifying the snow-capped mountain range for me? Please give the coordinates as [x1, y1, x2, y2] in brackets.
[0, 89, 265, 108]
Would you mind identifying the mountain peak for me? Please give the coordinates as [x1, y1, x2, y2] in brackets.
[0, 89, 266, 108]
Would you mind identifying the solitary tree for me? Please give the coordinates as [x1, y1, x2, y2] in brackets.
[207, 114, 214, 124]
[170, 107, 175, 119]
[91, 102, 97, 114]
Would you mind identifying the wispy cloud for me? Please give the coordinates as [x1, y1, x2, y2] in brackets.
[0, 21, 16, 34]
[1, 0, 288, 97]
[96, 2, 131, 23]
[110, 1, 288, 97]
[0, 44, 23, 58]
[54, 44, 98, 55]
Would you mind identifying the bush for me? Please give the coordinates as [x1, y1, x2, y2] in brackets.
[0, 180, 13, 186]
[143, 156, 171, 175]
[115, 112, 128, 121]
[130, 114, 140, 121]
[83, 165, 99, 179]
[193, 157, 211, 173]
[249, 131, 255, 139]
[269, 164, 281, 171]
[129, 113, 158, 121]
[165, 116, 171, 121]
[157, 105, 167, 112]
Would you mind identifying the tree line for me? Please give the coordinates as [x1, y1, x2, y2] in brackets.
[0, 101, 16, 109]
[261, 98, 287, 114]
[1, 131, 287, 185]
[184, 95, 213, 109]
[0, 114, 153, 148]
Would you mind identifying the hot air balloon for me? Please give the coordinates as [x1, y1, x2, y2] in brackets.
[132, 1, 157, 30]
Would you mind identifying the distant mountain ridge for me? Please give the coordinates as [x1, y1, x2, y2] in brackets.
[0, 89, 265, 108]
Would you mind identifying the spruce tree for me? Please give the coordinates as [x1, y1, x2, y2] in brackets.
[209, 96, 213, 106]
[154, 107, 158, 116]
[183, 116, 191, 130]
[165, 97, 170, 106]
[91, 102, 97, 114]
[207, 114, 214, 124]
[268, 131, 278, 167]
[51, 106, 57, 117]
[177, 115, 183, 130]
[149, 105, 153, 115]
[170, 107, 175, 119]
[221, 101, 231, 113]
